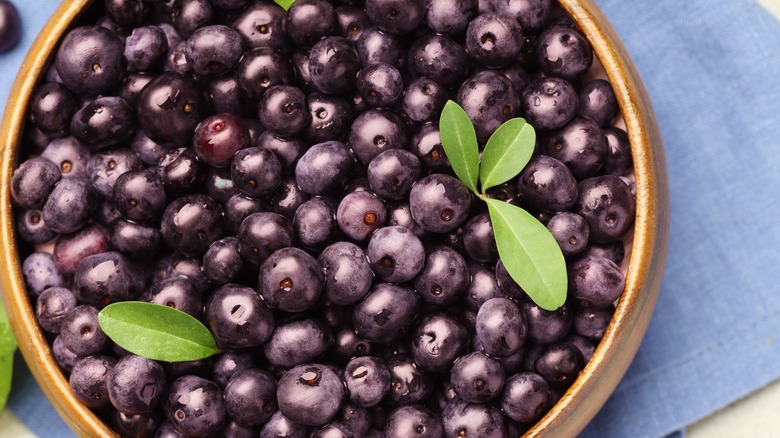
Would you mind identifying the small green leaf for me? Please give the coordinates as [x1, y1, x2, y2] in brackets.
[485, 198, 567, 311]
[98, 302, 220, 362]
[274, 0, 295, 10]
[480, 118, 536, 192]
[439, 100, 480, 194]
[0, 302, 17, 412]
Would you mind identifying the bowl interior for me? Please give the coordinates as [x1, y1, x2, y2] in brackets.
[0, 1, 669, 436]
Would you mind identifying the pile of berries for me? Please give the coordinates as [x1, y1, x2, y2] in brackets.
[11, 0, 636, 436]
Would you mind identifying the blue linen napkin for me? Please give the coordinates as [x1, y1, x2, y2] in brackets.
[2, 1, 780, 437]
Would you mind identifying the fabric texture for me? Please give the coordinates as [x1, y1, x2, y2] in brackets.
[1, 1, 780, 437]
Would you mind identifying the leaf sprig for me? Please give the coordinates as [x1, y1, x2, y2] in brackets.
[274, 0, 295, 11]
[98, 302, 220, 362]
[0, 301, 17, 412]
[439, 101, 567, 311]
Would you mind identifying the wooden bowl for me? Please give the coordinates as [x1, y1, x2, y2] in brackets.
[0, 0, 669, 436]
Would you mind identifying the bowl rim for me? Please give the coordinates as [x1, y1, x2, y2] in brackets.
[0, 0, 669, 437]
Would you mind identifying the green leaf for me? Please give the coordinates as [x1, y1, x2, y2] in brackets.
[0, 302, 17, 412]
[274, 0, 295, 10]
[485, 198, 567, 311]
[98, 302, 220, 362]
[479, 118, 536, 192]
[439, 100, 480, 194]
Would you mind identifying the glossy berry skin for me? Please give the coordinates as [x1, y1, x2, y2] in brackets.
[319, 241, 374, 305]
[212, 352, 256, 388]
[52, 336, 81, 373]
[112, 170, 166, 222]
[344, 356, 391, 407]
[331, 326, 373, 363]
[35, 286, 78, 334]
[259, 247, 323, 312]
[276, 363, 345, 426]
[353, 283, 419, 343]
[583, 241, 625, 265]
[309, 36, 361, 95]
[536, 24, 593, 81]
[160, 194, 224, 256]
[522, 300, 573, 345]
[409, 174, 472, 233]
[476, 297, 527, 357]
[450, 351, 505, 403]
[235, 47, 293, 101]
[424, 0, 477, 36]
[547, 211, 589, 256]
[305, 92, 353, 143]
[137, 72, 211, 147]
[500, 372, 550, 423]
[202, 237, 244, 284]
[124, 26, 168, 72]
[59, 305, 109, 357]
[87, 147, 143, 200]
[129, 130, 167, 167]
[336, 5, 370, 42]
[535, 342, 585, 387]
[41, 136, 91, 179]
[367, 149, 421, 201]
[387, 201, 426, 238]
[542, 115, 606, 180]
[192, 113, 251, 168]
[413, 245, 469, 305]
[602, 127, 633, 176]
[465, 13, 522, 69]
[146, 276, 201, 318]
[462, 212, 498, 263]
[186, 25, 244, 77]
[256, 131, 307, 173]
[385, 354, 434, 406]
[293, 197, 340, 251]
[574, 305, 613, 340]
[110, 412, 158, 438]
[336, 190, 386, 241]
[230, 146, 282, 197]
[521, 76, 579, 131]
[157, 148, 205, 197]
[348, 109, 408, 166]
[107, 354, 166, 415]
[384, 405, 443, 438]
[171, 0, 215, 38]
[312, 422, 356, 438]
[355, 27, 405, 69]
[285, 0, 336, 47]
[365, 0, 425, 35]
[11, 157, 61, 210]
[0, 0, 21, 53]
[408, 33, 469, 89]
[575, 175, 636, 243]
[578, 79, 618, 127]
[442, 398, 505, 438]
[569, 255, 626, 309]
[258, 85, 310, 136]
[166, 375, 227, 437]
[22, 252, 66, 297]
[222, 194, 262, 234]
[411, 123, 449, 173]
[44, 178, 98, 236]
[295, 141, 354, 196]
[516, 155, 578, 215]
[367, 225, 425, 283]
[73, 251, 145, 307]
[69, 355, 117, 409]
[29, 82, 78, 138]
[457, 70, 519, 143]
[71, 97, 137, 151]
[55, 26, 126, 96]
[53, 223, 110, 275]
[224, 368, 277, 428]
[237, 211, 294, 265]
[464, 261, 507, 310]
[264, 318, 333, 368]
[206, 284, 274, 349]
[232, 2, 289, 52]
[259, 410, 309, 438]
[357, 63, 403, 108]
[411, 313, 468, 372]
[402, 78, 448, 124]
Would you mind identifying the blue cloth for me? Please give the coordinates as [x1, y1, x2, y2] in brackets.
[2, 1, 780, 438]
